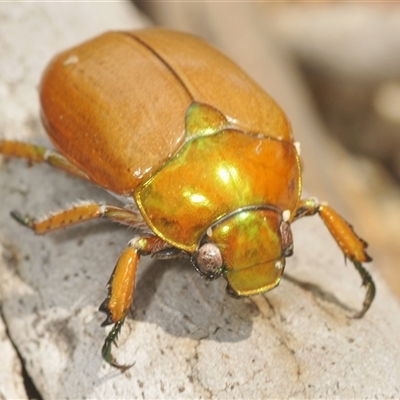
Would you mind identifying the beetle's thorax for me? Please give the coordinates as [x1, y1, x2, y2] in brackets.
[134, 124, 301, 253]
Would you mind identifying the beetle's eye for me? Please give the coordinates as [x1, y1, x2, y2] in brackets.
[280, 221, 294, 257]
[195, 243, 223, 280]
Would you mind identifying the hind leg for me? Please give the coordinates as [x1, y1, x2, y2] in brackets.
[0, 140, 89, 180]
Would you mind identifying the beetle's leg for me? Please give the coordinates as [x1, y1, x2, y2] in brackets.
[99, 236, 170, 370]
[0, 140, 89, 181]
[294, 198, 375, 318]
[11, 201, 148, 234]
[12, 198, 175, 370]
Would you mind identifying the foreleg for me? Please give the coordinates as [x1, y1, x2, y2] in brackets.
[99, 236, 175, 370]
[294, 198, 375, 317]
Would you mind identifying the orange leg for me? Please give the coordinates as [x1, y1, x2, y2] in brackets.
[11, 200, 177, 369]
[11, 201, 148, 234]
[294, 198, 375, 318]
[0, 140, 89, 181]
[98, 236, 173, 370]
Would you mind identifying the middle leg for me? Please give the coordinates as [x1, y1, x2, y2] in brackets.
[11, 201, 148, 234]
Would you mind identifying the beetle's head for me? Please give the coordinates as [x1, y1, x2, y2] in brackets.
[192, 206, 293, 296]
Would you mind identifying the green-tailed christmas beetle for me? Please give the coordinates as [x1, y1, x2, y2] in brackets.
[0, 29, 375, 369]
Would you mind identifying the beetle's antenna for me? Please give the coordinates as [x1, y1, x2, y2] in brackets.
[101, 319, 134, 371]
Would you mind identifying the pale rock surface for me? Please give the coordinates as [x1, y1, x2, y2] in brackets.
[0, 312, 26, 399]
[1, 3, 400, 399]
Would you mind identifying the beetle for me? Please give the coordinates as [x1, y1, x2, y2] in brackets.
[0, 29, 375, 369]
